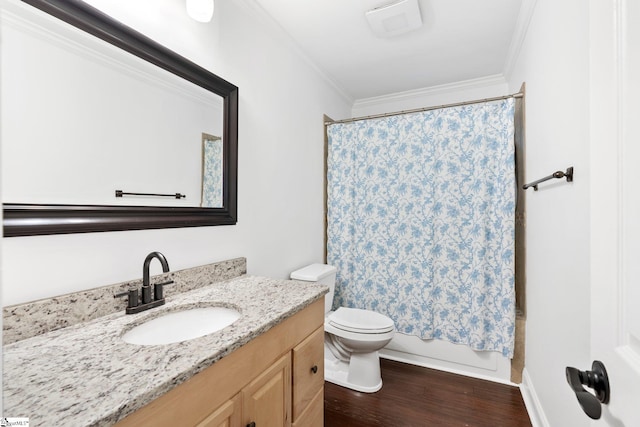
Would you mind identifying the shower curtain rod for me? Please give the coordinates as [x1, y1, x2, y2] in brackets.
[325, 92, 524, 125]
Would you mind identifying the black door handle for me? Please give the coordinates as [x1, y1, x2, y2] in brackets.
[565, 360, 610, 419]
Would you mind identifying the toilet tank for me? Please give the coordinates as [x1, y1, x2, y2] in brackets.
[290, 263, 336, 314]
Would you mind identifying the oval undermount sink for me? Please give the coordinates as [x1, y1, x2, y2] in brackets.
[122, 306, 241, 345]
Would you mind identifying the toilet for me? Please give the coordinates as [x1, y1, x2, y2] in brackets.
[290, 263, 395, 393]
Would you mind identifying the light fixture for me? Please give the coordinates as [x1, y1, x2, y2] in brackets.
[186, 0, 214, 23]
[365, 0, 423, 38]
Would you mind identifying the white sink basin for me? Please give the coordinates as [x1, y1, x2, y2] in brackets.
[122, 306, 241, 345]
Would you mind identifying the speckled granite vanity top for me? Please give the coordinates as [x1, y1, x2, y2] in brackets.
[3, 275, 327, 426]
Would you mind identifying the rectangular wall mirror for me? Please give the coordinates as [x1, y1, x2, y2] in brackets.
[2, 0, 238, 237]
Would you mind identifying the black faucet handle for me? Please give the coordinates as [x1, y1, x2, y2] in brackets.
[141, 285, 153, 304]
[154, 280, 174, 301]
[114, 289, 139, 308]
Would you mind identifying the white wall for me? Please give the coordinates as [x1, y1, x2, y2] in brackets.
[507, 0, 591, 425]
[0, 0, 352, 306]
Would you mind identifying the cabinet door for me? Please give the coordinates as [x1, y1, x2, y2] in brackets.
[292, 387, 323, 427]
[292, 327, 324, 422]
[196, 393, 241, 427]
[243, 353, 292, 427]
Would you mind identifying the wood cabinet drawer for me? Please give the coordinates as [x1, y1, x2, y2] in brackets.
[292, 387, 323, 427]
[292, 326, 324, 422]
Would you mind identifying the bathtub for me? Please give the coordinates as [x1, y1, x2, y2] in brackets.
[379, 333, 512, 383]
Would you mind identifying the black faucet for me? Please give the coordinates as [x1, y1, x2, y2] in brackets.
[142, 251, 170, 304]
[115, 251, 174, 314]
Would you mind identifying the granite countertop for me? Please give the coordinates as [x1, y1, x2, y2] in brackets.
[3, 275, 327, 427]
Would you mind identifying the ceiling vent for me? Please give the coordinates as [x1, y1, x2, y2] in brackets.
[365, 0, 423, 38]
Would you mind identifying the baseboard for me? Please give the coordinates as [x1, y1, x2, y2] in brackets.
[519, 368, 550, 427]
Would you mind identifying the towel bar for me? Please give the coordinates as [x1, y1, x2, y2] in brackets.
[523, 167, 573, 191]
[115, 190, 186, 199]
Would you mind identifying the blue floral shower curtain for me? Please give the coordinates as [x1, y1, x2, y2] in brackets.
[327, 99, 516, 357]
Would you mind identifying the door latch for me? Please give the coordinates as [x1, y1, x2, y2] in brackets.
[565, 360, 610, 419]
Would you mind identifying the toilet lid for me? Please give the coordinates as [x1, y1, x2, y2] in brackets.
[327, 307, 394, 334]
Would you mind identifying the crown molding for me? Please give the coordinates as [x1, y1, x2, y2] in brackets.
[352, 74, 508, 110]
[503, 0, 539, 80]
[236, 0, 354, 105]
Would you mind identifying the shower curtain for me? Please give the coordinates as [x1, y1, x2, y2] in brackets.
[327, 99, 516, 357]
[201, 136, 223, 208]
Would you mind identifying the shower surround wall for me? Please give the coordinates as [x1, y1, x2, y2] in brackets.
[349, 79, 514, 382]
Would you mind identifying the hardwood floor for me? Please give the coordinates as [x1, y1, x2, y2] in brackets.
[324, 359, 532, 427]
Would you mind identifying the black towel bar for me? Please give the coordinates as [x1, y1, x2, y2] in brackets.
[523, 167, 574, 191]
[115, 190, 186, 199]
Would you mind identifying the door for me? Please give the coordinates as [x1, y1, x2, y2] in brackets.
[589, 0, 640, 425]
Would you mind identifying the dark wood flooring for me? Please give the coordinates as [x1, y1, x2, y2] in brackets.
[324, 359, 532, 427]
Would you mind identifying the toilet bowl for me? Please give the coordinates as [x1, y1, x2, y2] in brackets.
[290, 264, 395, 393]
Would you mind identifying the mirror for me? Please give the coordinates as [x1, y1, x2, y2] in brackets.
[2, 0, 238, 237]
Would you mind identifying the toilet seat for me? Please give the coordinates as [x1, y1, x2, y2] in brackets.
[327, 307, 394, 334]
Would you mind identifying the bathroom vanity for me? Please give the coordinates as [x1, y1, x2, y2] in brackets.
[115, 301, 324, 427]
[2, 259, 327, 427]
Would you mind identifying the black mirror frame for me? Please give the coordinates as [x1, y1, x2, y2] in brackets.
[3, 0, 238, 237]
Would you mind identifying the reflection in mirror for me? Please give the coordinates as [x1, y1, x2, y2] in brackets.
[201, 133, 223, 208]
[2, 11, 224, 207]
[2, 0, 238, 236]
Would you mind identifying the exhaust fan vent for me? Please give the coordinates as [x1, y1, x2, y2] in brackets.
[365, 0, 423, 38]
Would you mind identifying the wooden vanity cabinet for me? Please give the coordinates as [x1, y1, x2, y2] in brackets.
[114, 299, 324, 427]
[292, 327, 324, 427]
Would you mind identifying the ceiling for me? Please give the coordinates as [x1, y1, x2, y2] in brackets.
[250, 0, 523, 101]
